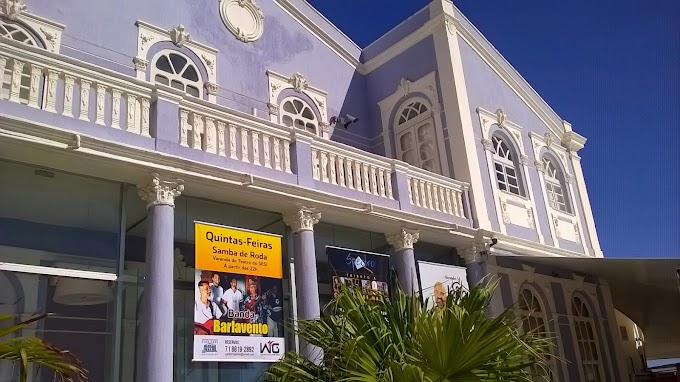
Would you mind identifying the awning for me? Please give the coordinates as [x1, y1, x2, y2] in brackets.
[491, 255, 680, 360]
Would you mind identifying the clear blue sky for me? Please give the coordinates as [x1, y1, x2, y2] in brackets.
[308, 0, 680, 259]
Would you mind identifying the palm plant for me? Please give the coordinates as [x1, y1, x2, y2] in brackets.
[0, 313, 88, 382]
[265, 278, 553, 382]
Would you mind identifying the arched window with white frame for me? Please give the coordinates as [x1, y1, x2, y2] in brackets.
[518, 287, 555, 381]
[572, 294, 605, 382]
[543, 156, 570, 213]
[1, 18, 42, 103]
[394, 98, 441, 174]
[280, 97, 319, 136]
[150, 50, 202, 97]
[492, 134, 523, 196]
[0, 18, 40, 46]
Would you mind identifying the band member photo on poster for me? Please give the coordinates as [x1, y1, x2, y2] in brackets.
[193, 270, 283, 338]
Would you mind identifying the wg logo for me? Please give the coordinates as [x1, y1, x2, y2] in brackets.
[260, 340, 280, 354]
[201, 339, 218, 354]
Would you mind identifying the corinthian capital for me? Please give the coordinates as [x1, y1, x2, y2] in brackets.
[138, 173, 184, 208]
[283, 207, 320, 233]
[385, 228, 419, 251]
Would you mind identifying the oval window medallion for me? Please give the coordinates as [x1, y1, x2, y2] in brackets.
[219, 0, 264, 43]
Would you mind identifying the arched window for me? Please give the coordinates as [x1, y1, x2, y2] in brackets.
[1, 19, 40, 103]
[572, 295, 604, 382]
[280, 97, 319, 135]
[151, 50, 202, 97]
[543, 157, 569, 213]
[0, 18, 39, 46]
[492, 135, 522, 195]
[518, 288, 555, 381]
[394, 99, 441, 174]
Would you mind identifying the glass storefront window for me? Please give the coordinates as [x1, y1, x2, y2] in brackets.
[0, 161, 122, 273]
[0, 271, 116, 382]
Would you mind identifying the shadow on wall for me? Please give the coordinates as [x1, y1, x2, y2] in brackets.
[329, 71, 380, 155]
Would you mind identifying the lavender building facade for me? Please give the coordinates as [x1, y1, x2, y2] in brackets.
[0, 0, 637, 380]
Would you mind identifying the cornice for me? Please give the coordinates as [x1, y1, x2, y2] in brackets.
[273, 0, 360, 70]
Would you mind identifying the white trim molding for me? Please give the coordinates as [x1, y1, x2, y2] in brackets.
[218, 0, 265, 43]
[529, 132, 587, 251]
[0, 261, 118, 281]
[562, 123, 602, 257]
[477, 107, 542, 241]
[267, 70, 329, 137]
[377, 71, 450, 177]
[134, 21, 218, 101]
[0, 5, 65, 53]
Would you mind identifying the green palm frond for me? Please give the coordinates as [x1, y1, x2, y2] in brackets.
[0, 313, 89, 382]
[265, 278, 554, 382]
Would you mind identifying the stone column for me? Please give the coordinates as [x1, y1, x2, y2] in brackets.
[385, 228, 420, 294]
[282, 206, 321, 362]
[460, 248, 487, 288]
[137, 173, 184, 382]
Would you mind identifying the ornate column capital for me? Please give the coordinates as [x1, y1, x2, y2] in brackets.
[385, 228, 419, 251]
[138, 173, 184, 208]
[283, 207, 321, 233]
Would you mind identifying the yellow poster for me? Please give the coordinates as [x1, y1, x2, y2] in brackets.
[195, 221, 283, 279]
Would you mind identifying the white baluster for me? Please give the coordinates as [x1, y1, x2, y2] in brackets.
[283, 140, 291, 173]
[8, 59, 24, 103]
[426, 183, 434, 210]
[228, 124, 238, 159]
[378, 168, 386, 197]
[362, 163, 370, 194]
[354, 161, 363, 192]
[205, 117, 217, 154]
[179, 110, 190, 147]
[456, 191, 464, 217]
[433, 186, 440, 211]
[311, 149, 320, 180]
[79, 79, 92, 121]
[407, 177, 414, 204]
[141, 98, 151, 136]
[346, 159, 354, 190]
[192, 113, 204, 150]
[62, 75, 75, 117]
[411, 179, 419, 206]
[240, 126, 249, 162]
[252, 131, 261, 165]
[419, 180, 427, 208]
[125, 93, 137, 130]
[338, 157, 346, 187]
[28, 64, 42, 108]
[445, 189, 453, 215]
[217, 121, 226, 156]
[44, 69, 59, 113]
[320, 151, 329, 183]
[369, 166, 378, 195]
[329, 154, 337, 184]
[386, 173, 393, 199]
[263, 135, 271, 168]
[95, 84, 106, 125]
[111, 88, 122, 128]
[273, 137, 282, 170]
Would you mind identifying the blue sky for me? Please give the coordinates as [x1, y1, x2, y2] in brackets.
[308, 0, 680, 259]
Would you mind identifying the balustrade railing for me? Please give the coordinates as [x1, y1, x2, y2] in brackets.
[406, 166, 467, 218]
[179, 99, 292, 173]
[0, 41, 153, 135]
[1, 40, 470, 222]
[310, 139, 393, 199]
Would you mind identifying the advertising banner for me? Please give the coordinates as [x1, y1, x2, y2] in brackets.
[417, 261, 469, 309]
[193, 221, 284, 362]
[326, 246, 391, 300]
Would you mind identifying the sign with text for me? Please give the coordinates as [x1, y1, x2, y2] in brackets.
[195, 221, 283, 279]
[193, 222, 284, 362]
[417, 261, 468, 309]
[326, 246, 390, 301]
